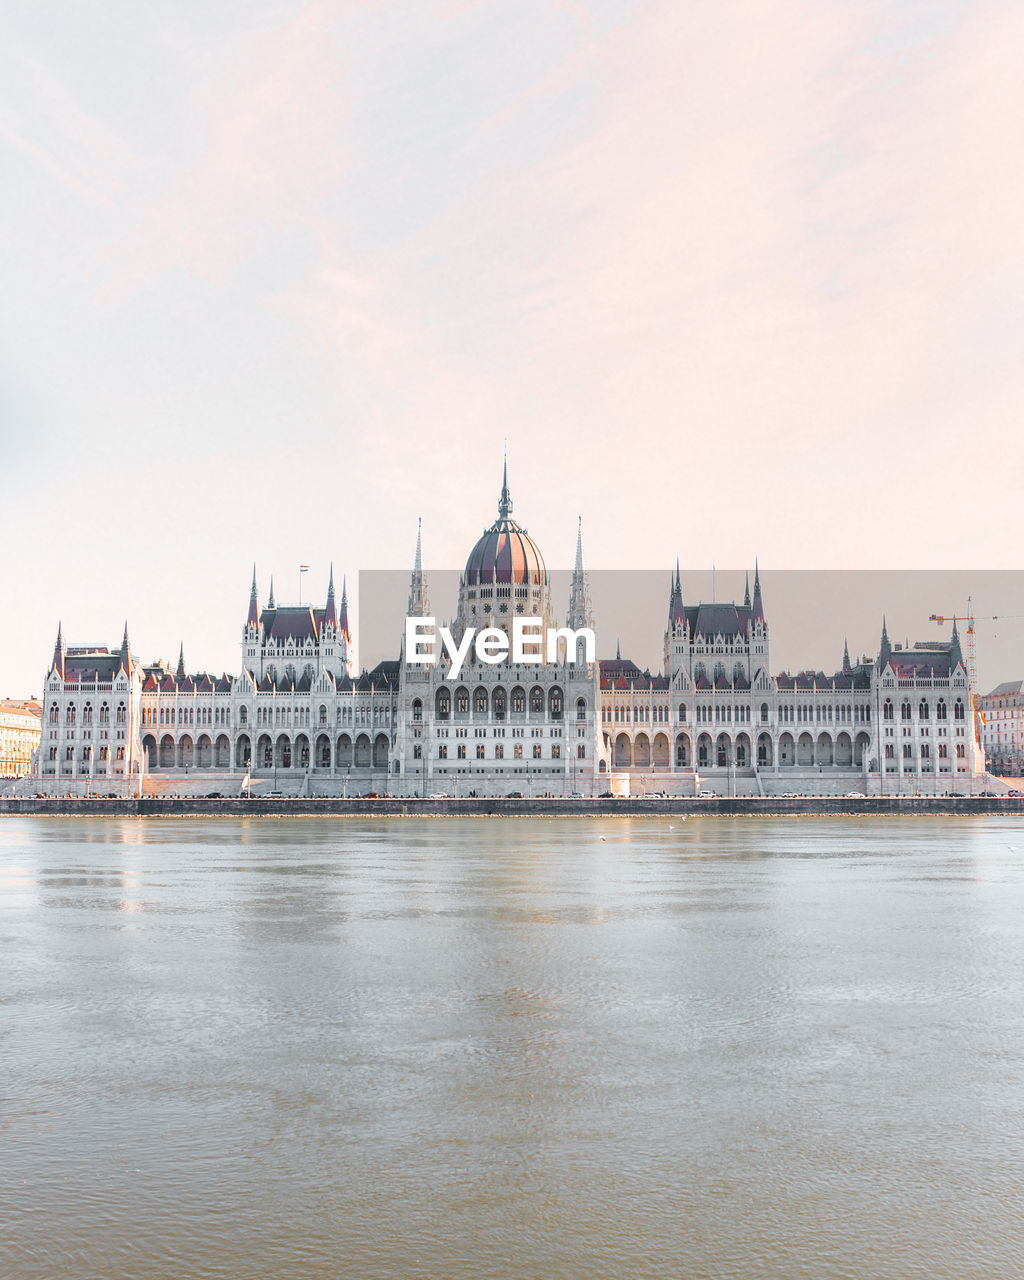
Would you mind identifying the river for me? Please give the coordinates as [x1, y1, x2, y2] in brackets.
[2, 816, 1023, 1278]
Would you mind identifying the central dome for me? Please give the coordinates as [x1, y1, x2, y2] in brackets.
[464, 465, 546, 586]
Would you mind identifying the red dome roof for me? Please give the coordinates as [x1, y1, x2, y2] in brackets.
[464, 464, 546, 585]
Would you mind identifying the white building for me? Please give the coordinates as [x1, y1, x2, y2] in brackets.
[27, 467, 988, 796]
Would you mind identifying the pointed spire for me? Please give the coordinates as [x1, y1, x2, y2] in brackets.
[744, 571, 751, 609]
[843, 636, 851, 675]
[247, 564, 259, 627]
[616, 638, 621, 661]
[567, 516, 592, 631]
[408, 519, 429, 617]
[176, 644, 186, 681]
[751, 557, 765, 623]
[339, 575, 350, 638]
[668, 558, 685, 625]
[268, 577, 276, 609]
[879, 615, 891, 668]
[325, 561, 337, 629]
[120, 621, 131, 674]
[498, 449, 512, 520]
[950, 617, 963, 671]
[51, 622, 65, 680]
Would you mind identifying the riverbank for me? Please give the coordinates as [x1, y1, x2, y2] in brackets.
[3, 795, 1024, 817]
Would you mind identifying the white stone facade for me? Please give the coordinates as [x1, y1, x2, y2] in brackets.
[27, 473, 988, 797]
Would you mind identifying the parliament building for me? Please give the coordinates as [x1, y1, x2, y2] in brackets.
[27, 466, 986, 796]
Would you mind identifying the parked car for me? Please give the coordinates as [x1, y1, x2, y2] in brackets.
[205, 791, 223, 798]
[697, 790, 717, 799]
[506, 791, 523, 799]
[845, 791, 866, 799]
[599, 791, 614, 798]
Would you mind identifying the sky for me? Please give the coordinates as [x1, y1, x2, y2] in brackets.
[2, 0, 1023, 694]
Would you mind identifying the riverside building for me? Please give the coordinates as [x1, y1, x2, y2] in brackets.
[25, 468, 988, 796]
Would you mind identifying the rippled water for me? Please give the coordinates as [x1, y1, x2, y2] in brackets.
[2, 816, 1024, 1279]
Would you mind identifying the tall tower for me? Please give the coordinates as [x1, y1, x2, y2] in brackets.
[567, 516, 593, 631]
[408, 518, 429, 618]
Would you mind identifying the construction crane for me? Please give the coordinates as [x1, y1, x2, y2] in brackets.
[929, 598, 1024, 720]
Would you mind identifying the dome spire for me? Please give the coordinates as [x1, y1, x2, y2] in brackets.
[498, 447, 512, 520]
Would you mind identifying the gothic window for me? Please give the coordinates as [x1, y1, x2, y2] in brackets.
[678, 704, 687, 722]
[552, 744, 560, 759]
[412, 699, 422, 722]
[903, 743, 912, 759]
[438, 744, 447, 759]
[883, 699, 894, 721]
[577, 744, 586, 759]
[511, 688, 525, 714]
[919, 699, 929, 719]
[530, 687, 544, 714]
[457, 689, 470, 714]
[514, 744, 523, 759]
[954, 699, 965, 721]
[83, 704, 92, 725]
[956, 743, 965, 758]
[533, 744, 541, 759]
[936, 700, 947, 720]
[476, 744, 485, 759]
[474, 688, 488, 714]
[319, 705, 327, 726]
[66, 705, 76, 724]
[413, 744, 422, 759]
[49, 705, 58, 723]
[549, 689, 563, 719]
[901, 700, 911, 721]
[457, 744, 466, 759]
[435, 689, 451, 719]
[495, 744, 504, 759]
[576, 698, 587, 720]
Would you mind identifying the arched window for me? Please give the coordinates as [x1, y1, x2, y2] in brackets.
[760, 702, 769, 723]
[435, 688, 451, 719]
[678, 704, 687, 722]
[936, 699, 947, 720]
[511, 687, 525, 714]
[239, 706, 248, 725]
[530, 687, 544, 714]
[474, 687, 488, 714]
[319, 704, 327, 726]
[83, 703, 93, 725]
[549, 688, 563, 719]
[456, 688, 470, 714]
[438, 744, 447, 759]
[99, 703, 109, 724]
[918, 699, 929, 719]
[576, 697, 587, 721]
[412, 699, 422, 722]
[954, 698, 965, 721]
[50, 705, 59, 723]
[883, 698, 893, 721]
[66, 705, 76, 724]
[116, 703, 126, 724]
[901, 700, 911, 721]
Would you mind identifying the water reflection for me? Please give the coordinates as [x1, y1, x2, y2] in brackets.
[1, 815, 1023, 1279]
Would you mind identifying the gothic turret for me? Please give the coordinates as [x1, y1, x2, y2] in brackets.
[751, 559, 765, 625]
[567, 516, 593, 632]
[51, 622, 65, 681]
[119, 622, 131, 676]
[325, 563, 337, 630]
[339, 576, 350, 640]
[408, 518, 429, 617]
[246, 565, 259, 628]
[878, 616, 891, 669]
